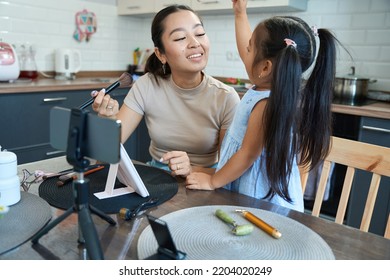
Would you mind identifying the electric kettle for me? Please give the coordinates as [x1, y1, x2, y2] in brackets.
[0, 41, 20, 82]
[55, 48, 81, 80]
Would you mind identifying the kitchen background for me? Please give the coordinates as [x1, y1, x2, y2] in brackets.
[0, 0, 389, 91]
[1, 1, 389, 238]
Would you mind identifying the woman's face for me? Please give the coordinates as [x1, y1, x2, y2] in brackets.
[158, 10, 209, 76]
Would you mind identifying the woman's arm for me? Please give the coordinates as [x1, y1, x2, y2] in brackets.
[91, 89, 143, 144]
[117, 105, 143, 144]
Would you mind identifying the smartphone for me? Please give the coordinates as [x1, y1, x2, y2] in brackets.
[50, 106, 121, 164]
[146, 215, 186, 260]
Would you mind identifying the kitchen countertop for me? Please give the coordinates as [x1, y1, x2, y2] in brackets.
[332, 101, 390, 119]
[1, 76, 389, 119]
[0, 77, 121, 94]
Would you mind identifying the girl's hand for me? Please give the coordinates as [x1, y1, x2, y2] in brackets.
[232, 0, 248, 15]
[160, 151, 192, 177]
[185, 172, 215, 190]
[91, 88, 119, 118]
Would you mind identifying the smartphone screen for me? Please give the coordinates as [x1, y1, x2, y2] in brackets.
[50, 106, 121, 164]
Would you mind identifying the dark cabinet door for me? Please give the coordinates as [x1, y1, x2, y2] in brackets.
[346, 117, 390, 235]
[304, 113, 362, 218]
[0, 90, 90, 164]
[0, 89, 151, 164]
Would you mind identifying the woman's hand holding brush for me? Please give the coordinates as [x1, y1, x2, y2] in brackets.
[90, 88, 120, 118]
[79, 72, 133, 117]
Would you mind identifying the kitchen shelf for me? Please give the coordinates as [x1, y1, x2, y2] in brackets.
[118, 0, 308, 16]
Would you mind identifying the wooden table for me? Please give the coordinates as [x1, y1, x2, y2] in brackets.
[1, 157, 389, 260]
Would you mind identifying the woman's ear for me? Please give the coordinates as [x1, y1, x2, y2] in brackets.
[154, 47, 166, 64]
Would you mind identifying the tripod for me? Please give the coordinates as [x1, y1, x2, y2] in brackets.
[31, 109, 117, 260]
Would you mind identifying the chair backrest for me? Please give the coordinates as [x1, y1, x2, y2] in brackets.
[300, 136, 390, 239]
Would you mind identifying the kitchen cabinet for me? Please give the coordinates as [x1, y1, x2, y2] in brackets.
[192, 0, 307, 14]
[0, 89, 151, 165]
[191, 0, 232, 11]
[117, 0, 155, 16]
[155, 0, 192, 12]
[118, 0, 191, 15]
[0, 90, 88, 164]
[118, 0, 307, 16]
[346, 116, 390, 236]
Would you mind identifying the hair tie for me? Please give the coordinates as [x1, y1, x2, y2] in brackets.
[284, 38, 297, 48]
[311, 25, 319, 36]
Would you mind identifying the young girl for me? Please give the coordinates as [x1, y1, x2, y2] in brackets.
[185, 0, 339, 212]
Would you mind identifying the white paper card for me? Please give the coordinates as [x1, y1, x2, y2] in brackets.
[94, 144, 149, 199]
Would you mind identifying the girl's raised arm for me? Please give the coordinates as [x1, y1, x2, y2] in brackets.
[233, 0, 251, 63]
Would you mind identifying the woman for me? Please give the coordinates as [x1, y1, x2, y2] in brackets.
[91, 5, 240, 177]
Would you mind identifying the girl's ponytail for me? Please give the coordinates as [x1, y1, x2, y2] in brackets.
[263, 44, 302, 202]
[299, 28, 338, 168]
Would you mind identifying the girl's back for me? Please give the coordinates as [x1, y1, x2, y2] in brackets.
[218, 89, 304, 212]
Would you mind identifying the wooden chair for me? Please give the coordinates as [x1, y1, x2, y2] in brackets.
[300, 136, 390, 239]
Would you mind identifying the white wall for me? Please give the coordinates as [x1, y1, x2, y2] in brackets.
[0, 0, 147, 72]
[202, 0, 390, 91]
[1, 0, 389, 91]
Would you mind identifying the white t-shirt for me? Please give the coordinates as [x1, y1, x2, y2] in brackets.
[124, 73, 240, 166]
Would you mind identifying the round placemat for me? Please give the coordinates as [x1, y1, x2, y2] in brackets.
[137, 205, 335, 260]
[0, 192, 52, 255]
[38, 164, 178, 214]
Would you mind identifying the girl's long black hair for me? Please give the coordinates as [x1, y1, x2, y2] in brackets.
[254, 17, 338, 202]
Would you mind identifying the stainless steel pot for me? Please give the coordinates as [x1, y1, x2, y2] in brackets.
[334, 67, 376, 104]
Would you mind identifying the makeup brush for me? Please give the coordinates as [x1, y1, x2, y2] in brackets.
[78, 72, 133, 110]
[56, 165, 104, 187]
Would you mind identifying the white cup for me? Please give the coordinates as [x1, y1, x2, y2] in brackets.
[0, 150, 17, 179]
[0, 175, 21, 206]
[0, 150, 21, 206]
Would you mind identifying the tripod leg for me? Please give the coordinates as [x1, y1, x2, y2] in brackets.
[31, 207, 74, 244]
[90, 205, 116, 225]
[78, 207, 104, 260]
